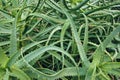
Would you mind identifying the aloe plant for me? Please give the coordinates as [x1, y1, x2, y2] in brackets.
[0, 0, 120, 80]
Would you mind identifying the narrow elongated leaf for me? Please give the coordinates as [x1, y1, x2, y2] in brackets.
[0, 68, 5, 80]
[9, 19, 17, 56]
[101, 62, 120, 69]
[10, 67, 30, 80]
[15, 46, 77, 68]
[0, 48, 9, 68]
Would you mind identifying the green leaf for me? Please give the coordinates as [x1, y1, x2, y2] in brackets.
[26, 66, 86, 80]
[9, 19, 17, 56]
[14, 46, 77, 68]
[0, 68, 6, 80]
[3, 69, 9, 80]
[10, 66, 31, 80]
[30, 13, 65, 24]
[101, 62, 120, 69]
[107, 69, 120, 76]
[0, 48, 9, 68]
